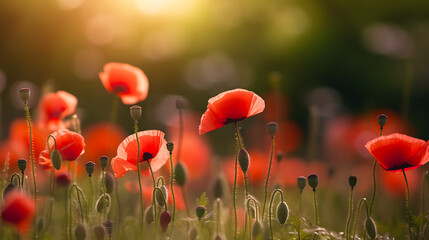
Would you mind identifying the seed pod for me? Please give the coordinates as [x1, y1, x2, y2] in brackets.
[74, 223, 87, 240]
[145, 205, 154, 224]
[175, 162, 187, 186]
[297, 176, 306, 191]
[349, 175, 357, 189]
[96, 194, 111, 214]
[307, 174, 319, 190]
[85, 161, 95, 177]
[130, 105, 142, 121]
[214, 177, 224, 199]
[3, 183, 15, 199]
[103, 220, 113, 237]
[365, 217, 377, 239]
[104, 172, 115, 194]
[276, 201, 289, 225]
[156, 185, 168, 206]
[238, 148, 250, 173]
[175, 97, 188, 110]
[93, 225, 105, 240]
[51, 150, 62, 170]
[99, 156, 109, 170]
[267, 122, 279, 136]
[195, 206, 206, 220]
[166, 142, 174, 152]
[252, 221, 263, 240]
[377, 114, 388, 129]
[189, 228, 198, 240]
[17, 159, 27, 172]
[19, 88, 30, 102]
[160, 211, 172, 232]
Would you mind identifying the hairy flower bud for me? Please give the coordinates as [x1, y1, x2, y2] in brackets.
[104, 172, 115, 194]
[51, 149, 62, 170]
[96, 194, 111, 214]
[156, 185, 168, 206]
[276, 201, 289, 225]
[238, 148, 250, 173]
[252, 221, 263, 239]
[74, 223, 87, 240]
[160, 211, 172, 232]
[175, 162, 187, 186]
[103, 220, 113, 237]
[145, 205, 154, 224]
[365, 217, 377, 239]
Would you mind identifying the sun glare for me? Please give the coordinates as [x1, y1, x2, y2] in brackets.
[136, 0, 196, 15]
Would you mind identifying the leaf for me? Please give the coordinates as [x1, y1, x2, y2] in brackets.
[196, 192, 209, 207]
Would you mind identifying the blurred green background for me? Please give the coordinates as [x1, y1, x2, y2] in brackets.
[1, 0, 429, 138]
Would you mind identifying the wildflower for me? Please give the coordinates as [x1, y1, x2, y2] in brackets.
[111, 130, 169, 178]
[99, 62, 149, 105]
[365, 133, 429, 172]
[38, 91, 77, 131]
[198, 89, 265, 135]
[56, 172, 72, 187]
[1, 191, 35, 233]
[83, 123, 126, 160]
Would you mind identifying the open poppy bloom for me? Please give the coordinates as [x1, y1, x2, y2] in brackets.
[1, 191, 35, 234]
[99, 62, 149, 105]
[111, 130, 169, 178]
[38, 91, 77, 132]
[199, 89, 265, 135]
[38, 129, 85, 169]
[365, 133, 429, 172]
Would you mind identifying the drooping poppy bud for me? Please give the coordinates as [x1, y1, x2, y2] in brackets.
[93, 225, 105, 240]
[96, 194, 111, 214]
[17, 159, 27, 172]
[248, 204, 256, 219]
[56, 172, 72, 187]
[104, 172, 115, 194]
[85, 161, 95, 177]
[348, 176, 357, 189]
[99, 156, 109, 170]
[175, 97, 188, 110]
[238, 148, 250, 173]
[377, 114, 388, 129]
[51, 149, 62, 170]
[195, 206, 206, 220]
[276, 201, 289, 225]
[365, 217, 377, 239]
[166, 142, 174, 152]
[145, 205, 154, 224]
[297, 176, 307, 191]
[19, 88, 30, 102]
[156, 185, 168, 206]
[214, 176, 224, 199]
[267, 122, 279, 136]
[103, 220, 113, 238]
[3, 183, 16, 199]
[130, 105, 142, 121]
[251, 221, 263, 239]
[189, 228, 198, 240]
[160, 211, 172, 232]
[308, 174, 319, 191]
[74, 223, 87, 240]
[175, 162, 187, 186]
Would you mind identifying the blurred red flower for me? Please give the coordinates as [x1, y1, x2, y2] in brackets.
[83, 123, 126, 160]
[1, 191, 35, 234]
[199, 89, 265, 135]
[99, 62, 149, 105]
[38, 129, 85, 169]
[38, 91, 77, 132]
[365, 133, 429, 172]
[111, 130, 169, 178]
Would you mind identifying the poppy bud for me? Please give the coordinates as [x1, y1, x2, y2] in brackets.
[365, 217, 377, 239]
[276, 201, 289, 225]
[297, 176, 306, 191]
[267, 122, 279, 136]
[195, 206, 206, 220]
[56, 172, 71, 187]
[99, 156, 109, 170]
[85, 161, 95, 177]
[213, 176, 224, 199]
[74, 223, 87, 240]
[189, 228, 198, 240]
[166, 142, 174, 152]
[349, 175, 357, 189]
[160, 211, 172, 232]
[377, 114, 388, 129]
[175, 97, 188, 110]
[214, 235, 223, 240]
[93, 225, 105, 240]
[145, 205, 154, 224]
[37, 217, 46, 233]
[96, 194, 111, 214]
[308, 174, 319, 191]
[276, 151, 284, 163]
[248, 204, 256, 219]
[238, 148, 250, 173]
[3, 183, 15, 199]
[130, 105, 142, 121]
[104, 172, 115, 194]
[19, 88, 30, 102]
[156, 185, 168, 206]
[174, 162, 187, 186]
[103, 220, 113, 237]
[17, 159, 27, 172]
[51, 149, 62, 170]
[252, 221, 263, 239]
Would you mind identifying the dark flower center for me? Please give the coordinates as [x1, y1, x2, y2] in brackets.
[224, 117, 246, 125]
[112, 84, 129, 94]
[390, 163, 413, 170]
[141, 152, 154, 162]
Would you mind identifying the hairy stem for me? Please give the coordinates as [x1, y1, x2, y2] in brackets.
[262, 136, 275, 220]
[402, 169, 413, 240]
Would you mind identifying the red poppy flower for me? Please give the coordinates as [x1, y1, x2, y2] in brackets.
[199, 89, 265, 135]
[1, 191, 35, 234]
[99, 62, 149, 105]
[38, 129, 85, 169]
[38, 91, 77, 132]
[111, 130, 169, 178]
[83, 122, 126, 160]
[365, 133, 429, 172]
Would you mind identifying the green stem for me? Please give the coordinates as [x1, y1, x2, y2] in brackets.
[352, 198, 369, 239]
[216, 199, 221, 235]
[169, 151, 176, 231]
[147, 161, 157, 238]
[269, 189, 284, 239]
[21, 171, 24, 190]
[346, 188, 354, 240]
[243, 174, 249, 197]
[102, 169, 107, 219]
[369, 128, 383, 216]
[233, 122, 241, 239]
[313, 189, 319, 226]
[298, 190, 302, 240]
[134, 121, 144, 239]
[88, 176, 93, 213]
[177, 109, 183, 162]
[402, 169, 413, 240]
[65, 188, 68, 240]
[262, 136, 275, 220]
